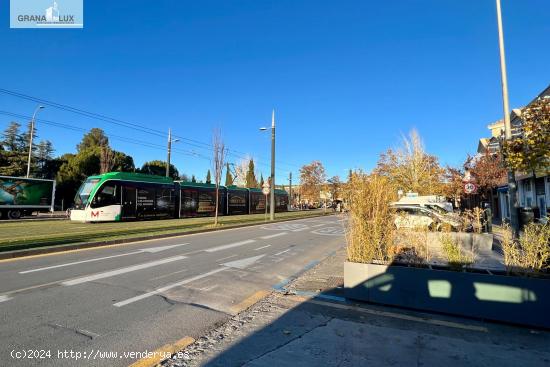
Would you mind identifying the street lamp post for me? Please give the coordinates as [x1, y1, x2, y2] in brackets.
[26, 105, 45, 178]
[495, 0, 520, 236]
[260, 110, 276, 221]
[166, 128, 180, 178]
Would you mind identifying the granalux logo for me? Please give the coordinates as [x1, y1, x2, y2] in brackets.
[10, 0, 83, 29]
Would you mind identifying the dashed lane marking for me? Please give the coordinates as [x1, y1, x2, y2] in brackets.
[254, 245, 271, 251]
[259, 232, 288, 240]
[114, 267, 227, 307]
[205, 240, 256, 253]
[62, 256, 187, 286]
[274, 249, 291, 256]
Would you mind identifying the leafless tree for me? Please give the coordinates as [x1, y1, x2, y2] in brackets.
[212, 128, 227, 225]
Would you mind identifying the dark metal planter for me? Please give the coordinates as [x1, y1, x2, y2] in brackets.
[344, 262, 550, 329]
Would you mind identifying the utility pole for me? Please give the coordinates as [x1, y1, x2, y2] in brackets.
[166, 128, 172, 178]
[270, 110, 276, 221]
[26, 105, 45, 178]
[496, 0, 519, 236]
[289, 172, 292, 210]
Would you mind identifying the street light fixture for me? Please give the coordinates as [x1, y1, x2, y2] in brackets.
[26, 105, 45, 178]
[259, 110, 276, 221]
[166, 128, 180, 178]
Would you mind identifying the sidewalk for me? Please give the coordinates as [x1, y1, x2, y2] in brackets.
[161, 248, 550, 367]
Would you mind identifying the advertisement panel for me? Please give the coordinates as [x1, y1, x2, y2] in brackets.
[0, 177, 54, 207]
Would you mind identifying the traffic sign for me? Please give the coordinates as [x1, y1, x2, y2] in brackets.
[464, 182, 477, 194]
[262, 181, 270, 195]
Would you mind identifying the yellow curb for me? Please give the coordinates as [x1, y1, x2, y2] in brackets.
[230, 290, 271, 315]
[128, 336, 195, 367]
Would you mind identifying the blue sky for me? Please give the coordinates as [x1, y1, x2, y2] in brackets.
[1, 0, 549, 184]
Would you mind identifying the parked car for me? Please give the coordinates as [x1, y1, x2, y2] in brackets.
[392, 204, 463, 231]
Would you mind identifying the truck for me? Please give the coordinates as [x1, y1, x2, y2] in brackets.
[0, 176, 55, 220]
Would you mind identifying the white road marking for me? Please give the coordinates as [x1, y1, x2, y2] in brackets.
[216, 254, 238, 262]
[19, 251, 144, 274]
[254, 245, 271, 251]
[0, 295, 12, 303]
[62, 256, 187, 286]
[311, 223, 326, 228]
[113, 255, 265, 307]
[274, 249, 291, 256]
[141, 243, 190, 253]
[259, 232, 288, 240]
[311, 227, 345, 236]
[19, 243, 190, 274]
[113, 267, 227, 307]
[205, 240, 256, 253]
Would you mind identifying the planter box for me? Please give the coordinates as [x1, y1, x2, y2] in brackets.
[344, 261, 550, 329]
[426, 232, 494, 252]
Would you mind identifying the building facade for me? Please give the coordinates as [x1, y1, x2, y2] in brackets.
[480, 85, 550, 223]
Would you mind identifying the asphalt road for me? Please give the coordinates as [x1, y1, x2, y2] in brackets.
[0, 214, 346, 366]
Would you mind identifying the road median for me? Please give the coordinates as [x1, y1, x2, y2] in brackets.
[0, 210, 331, 260]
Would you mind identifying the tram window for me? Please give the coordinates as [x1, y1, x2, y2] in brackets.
[91, 184, 119, 208]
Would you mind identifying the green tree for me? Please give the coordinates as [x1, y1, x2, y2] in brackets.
[0, 145, 7, 167]
[225, 163, 233, 186]
[0, 122, 26, 176]
[112, 151, 135, 172]
[140, 160, 178, 179]
[56, 129, 134, 206]
[35, 140, 55, 178]
[77, 128, 109, 152]
[206, 169, 212, 184]
[2, 121, 23, 151]
[191, 174, 197, 183]
[503, 97, 550, 173]
[259, 173, 264, 188]
[245, 159, 258, 188]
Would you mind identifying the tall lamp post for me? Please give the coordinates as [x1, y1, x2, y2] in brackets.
[495, 0, 520, 236]
[26, 105, 45, 178]
[260, 110, 276, 221]
[166, 128, 180, 177]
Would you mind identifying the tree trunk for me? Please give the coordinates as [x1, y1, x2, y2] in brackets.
[214, 186, 219, 226]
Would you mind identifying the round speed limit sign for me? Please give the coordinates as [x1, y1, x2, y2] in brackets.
[262, 181, 270, 195]
[464, 182, 477, 194]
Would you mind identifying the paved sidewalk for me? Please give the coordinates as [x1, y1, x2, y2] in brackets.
[162, 248, 550, 367]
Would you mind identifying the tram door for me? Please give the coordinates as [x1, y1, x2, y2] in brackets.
[122, 186, 137, 219]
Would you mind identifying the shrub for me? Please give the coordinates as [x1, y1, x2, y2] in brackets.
[519, 222, 550, 274]
[345, 173, 396, 264]
[500, 222, 549, 276]
[441, 234, 474, 270]
[392, 227, 430, 266]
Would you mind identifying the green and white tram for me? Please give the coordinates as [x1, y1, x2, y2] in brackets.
[70, 172, 288, 222]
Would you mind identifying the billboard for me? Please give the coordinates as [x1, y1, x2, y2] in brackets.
[0, 177, 54, 207]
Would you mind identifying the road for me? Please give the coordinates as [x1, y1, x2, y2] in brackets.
[0, 214, 346, 366]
